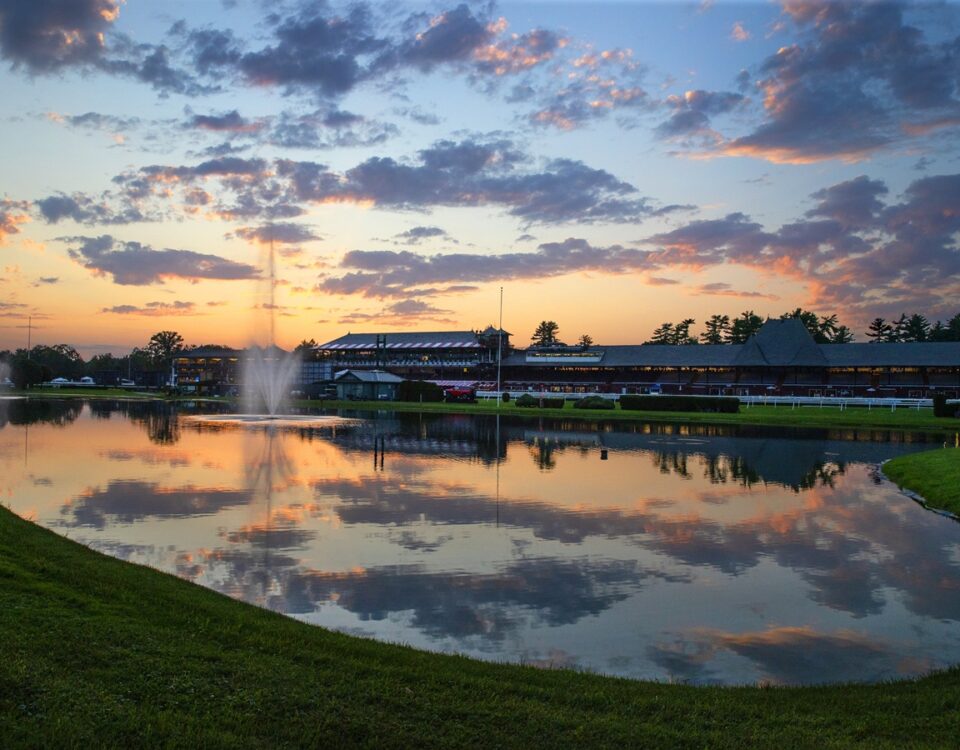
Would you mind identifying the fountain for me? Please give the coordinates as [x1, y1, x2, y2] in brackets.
[186, 231, 355, 429]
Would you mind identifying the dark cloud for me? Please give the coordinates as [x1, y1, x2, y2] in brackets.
[398, 4, 493, 71]
[318, 238, 654, 298]
[0, 0, 119, 72]
[33, 276, 59, 286]
[278, 138, 656, 224]
[656, 89, 744, 140]
[267, 108, 398, 150]
[806, 175, 889, 229]
[232, 223, 320, 244]
[36, 192, 150, 225]
[62, 234, 258, 285]
[188, 109, 263, 132]
[101, 301, 197, 316]
[718, 1, 960, 162]
[394, 225, 451, 244]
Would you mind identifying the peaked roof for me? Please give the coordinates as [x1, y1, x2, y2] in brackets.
[334, 369, 404, 383]
[732, 319, 827, 367]
[318, 330, 482, 350]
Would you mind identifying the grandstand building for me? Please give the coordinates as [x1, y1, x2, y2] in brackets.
[499, 319, 960, 398]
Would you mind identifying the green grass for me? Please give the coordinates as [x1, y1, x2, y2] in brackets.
[297, 398, 960, 433]
[2, 506, 960, 748]
[11, 387, 165, 399]
[883, 447, 960, 516]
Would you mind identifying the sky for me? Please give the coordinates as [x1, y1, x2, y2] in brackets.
[0, 0, 959, 355]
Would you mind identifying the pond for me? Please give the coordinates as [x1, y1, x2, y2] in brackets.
[2, 398, 959, 685]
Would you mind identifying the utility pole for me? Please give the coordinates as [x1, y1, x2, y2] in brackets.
[496, 287, 503, 407]
[26, 315, 31, 352]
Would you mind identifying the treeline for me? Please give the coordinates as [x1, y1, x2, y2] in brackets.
[0, 331, 192, 389]
[646, 309, 960, 346]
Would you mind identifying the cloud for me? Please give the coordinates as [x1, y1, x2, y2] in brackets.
[102, 301, 198, 316]
[338, 298, 455, 325]
[33, 276, 59, 286]
[0, 199, 30, 244]
[713, 1, 960, 163]
[0, 0, 119, 72]
[394, 225, 450, 244]
[318, 237, 657, 298]
[61, 234, 258, 285]
[695, 282, 778, 300]
[656, 89, 744, 141]
[187, 109, 264, 133]
[36, 192, 150, 225]
[277, 137, 660, 224]
[231, 223, 320, 245]
[730, 22, 751, 42]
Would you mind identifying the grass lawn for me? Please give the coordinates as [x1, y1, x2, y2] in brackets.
[2, 506, 960, 748]
[295, 398, 960, 434]
[883, 447, 960, 516]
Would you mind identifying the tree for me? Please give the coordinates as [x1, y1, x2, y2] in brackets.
[866, 317, 894, 342]
[947, 312, 960, 342]
[648, 322, 675, 345]
[831, 325, 854, 344]
[701, 314, 730, 345]
[674, 318, 697, 345]
[892, 313, 909, 342]
[531, 321, 559, 347]
[577, 334, 593, 349]
[146, 331, 185, 373]
[727, 311, 764, 344]
[902, 313, 930, 343]
[295, 338, 318, 352]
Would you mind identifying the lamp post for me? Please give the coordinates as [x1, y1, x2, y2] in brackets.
[496, 286, 503, 407]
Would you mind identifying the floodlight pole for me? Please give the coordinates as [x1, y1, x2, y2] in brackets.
[496, 286, 503, 407]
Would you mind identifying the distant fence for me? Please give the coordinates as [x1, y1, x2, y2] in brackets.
[477, 390, 959, 410]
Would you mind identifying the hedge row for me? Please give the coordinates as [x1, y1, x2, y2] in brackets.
[515, 394, 565, 408]
[933, 393, 960, 418]
[574, 396, 615, 410]
[397, 380, 444, 402]
[619, 395, 740, 413]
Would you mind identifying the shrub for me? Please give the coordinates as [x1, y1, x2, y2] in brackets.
[515, 394, 539, 408]
[619, 394, 739, 413]
[516, 395, 565, 408]
[397, 380, 444, 402]
[501, 392, 510, 402]
[574, 396, 615, 410]
[933, 393, 958, 418]
[541, 398, 565, 409]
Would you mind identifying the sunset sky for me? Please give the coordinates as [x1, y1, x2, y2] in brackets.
[1, 0, 959, 355]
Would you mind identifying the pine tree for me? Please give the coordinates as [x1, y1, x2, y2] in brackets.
[649, 322, 675, 345]
[727, 311, 764, 344]
[531, 321, 560, 347]
[866, 317, 893, 342]
[700, 314, 730, 344]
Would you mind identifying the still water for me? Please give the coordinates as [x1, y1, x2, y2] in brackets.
[3, 398, 959, 685]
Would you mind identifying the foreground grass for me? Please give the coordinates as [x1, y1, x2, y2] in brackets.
[2, 507, 960, 748]
[297, 398, 960, 433]
[883, 447, 960, 516]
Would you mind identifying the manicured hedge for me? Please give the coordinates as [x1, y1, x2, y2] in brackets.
[397, 380, 444, 402]
[574, 396, 615, 410]
[933, 393, 959, 418]
[516, 395, 565, 408]
[619, 394, 740, 413]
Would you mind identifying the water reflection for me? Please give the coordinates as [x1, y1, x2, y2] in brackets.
[2, 399, 959, 685]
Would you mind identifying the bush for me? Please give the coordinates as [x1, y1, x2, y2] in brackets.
[516, 395, 565, 409]
[397, 380, 444, 402]
[933, 393, 958, 418]
[501, 392, 510, 402]
[574, 396, 615, 410]
[619, 394, 739, 413]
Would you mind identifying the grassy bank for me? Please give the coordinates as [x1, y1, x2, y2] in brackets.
[2, 507, 960, 748]
[297, 398, 960, 433]
[883, 447, 960, 516]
